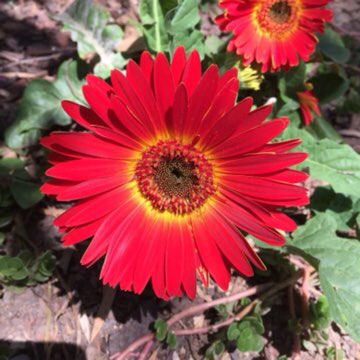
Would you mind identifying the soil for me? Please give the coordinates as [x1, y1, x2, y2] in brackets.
[1, 1, 360, 360]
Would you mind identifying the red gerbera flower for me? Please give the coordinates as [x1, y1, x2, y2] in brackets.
[215, 0, 333, 72]
[297, 85, 321, 125]
[41, 47, 308, 299]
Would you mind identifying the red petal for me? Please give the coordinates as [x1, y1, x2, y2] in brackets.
[171, 46, 186, 85]
[183, 64, 219, 138]
[166, 220, 184, 296]
[216, 199, 286, 245]
[203, 97, 254, 150]
[214, 118, 289, 159]
[181, 50, 201, 97]
[180, 224, 196, 299]
[46, 158, 129, 181]
[203, 210, 254, 276]
[139, 51, 154, 83]
[220, 152, 307, 175]
[61, 100, 106, 129]
[110, 69, 156, 136]
[57, 174, 129, 201]
[192, 215, 230, 290]
[62, 217, 104, 245]
[81, 200, 137, 266]
[221, 175, 308, 206]
[236, 104, 273, 133]
[54, 187, 131, 227]
[153, 53, 175, 132]
[133, 217, 166, 294]
[170, 83, 188, 138]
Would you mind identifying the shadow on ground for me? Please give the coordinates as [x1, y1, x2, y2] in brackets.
[0, 340, 86, 360]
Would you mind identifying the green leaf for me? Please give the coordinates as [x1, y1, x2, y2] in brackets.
[154, 319, 168, 341]
[236, 326, 264, 352]
[139, 0, 169, 52]
[0, 189, 13, 208]
[0, 211, 13, 228]
[56, 0, 126, 77]
[317, 27, 350, 64]
[0, 232, 5, 246]
[227, 322, 241, 341]
[36, 251, 56, 278]
[0, 256, 27, 280]
[279, 62, 307, 99]
[204, 35, 226, 56]
[311, 295, 331, 331]
[288, 214, 360, 342]
[309, 186, 358, 230]
[10, 170, 43, 209]
[171, 30, 206, 59]
[159, 0, 178, 14]
[344, 89, 360, 113]
[165, 0, 200, 34]
[235, 316, 265, 352]
[311, 73, 349, 104]
[0, 158, 24, 176]
[281, 120, 360, 198]
[303, 139, 360, 198]
[306, 116, 343, 143]
[205, 340, 225, 359]
[4, 61, 84, 149]
[166, 331, 177, 349]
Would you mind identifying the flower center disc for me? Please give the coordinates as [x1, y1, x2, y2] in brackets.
[135, 140, 216, 215]
[254, 0, 299, 39]
[268, 1, 292, 24]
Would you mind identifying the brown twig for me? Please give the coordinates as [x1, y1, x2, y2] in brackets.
[111, 271, 302, 360]
[138, 340, 154, 360]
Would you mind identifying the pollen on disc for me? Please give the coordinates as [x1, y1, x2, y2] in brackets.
[134, 139, 216, 215]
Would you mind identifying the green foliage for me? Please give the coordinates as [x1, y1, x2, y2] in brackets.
[310, 295, 331, 331]
[288, 214, 360, 342]
[166, 331, 177, 349]
[166, 0, 205, 57]
[281, 117, 360, 198]
[311, 72, 350, 104]
[154, 319, 168, 341]
[344, 88, 360, 113]
[165, 0, 200, 34]
[317, 27, 350, 64]
[5, 61, 84, 149]
[279, 62, 307, 99]
[306, 116, 343, 143]
[0, 250, 55, 288]
[55, 0, 126, 77]
[226, 315, 265, 352]
[0, 157, 43, 210]
[139, 0, 169, 52]
[153, 319, 177, 349]
[309, 186, 360, 231]
[139, 0, 205, 57]
[205, 340, 225, 360]
[325, 346, 345, 360]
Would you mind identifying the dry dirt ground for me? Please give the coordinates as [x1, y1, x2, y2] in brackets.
[1, 1, 360, 360]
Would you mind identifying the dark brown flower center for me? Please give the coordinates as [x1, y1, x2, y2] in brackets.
[135, 140, 215, 215]
[268, 1, 292, 24]
[154, 156, 199, 198]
